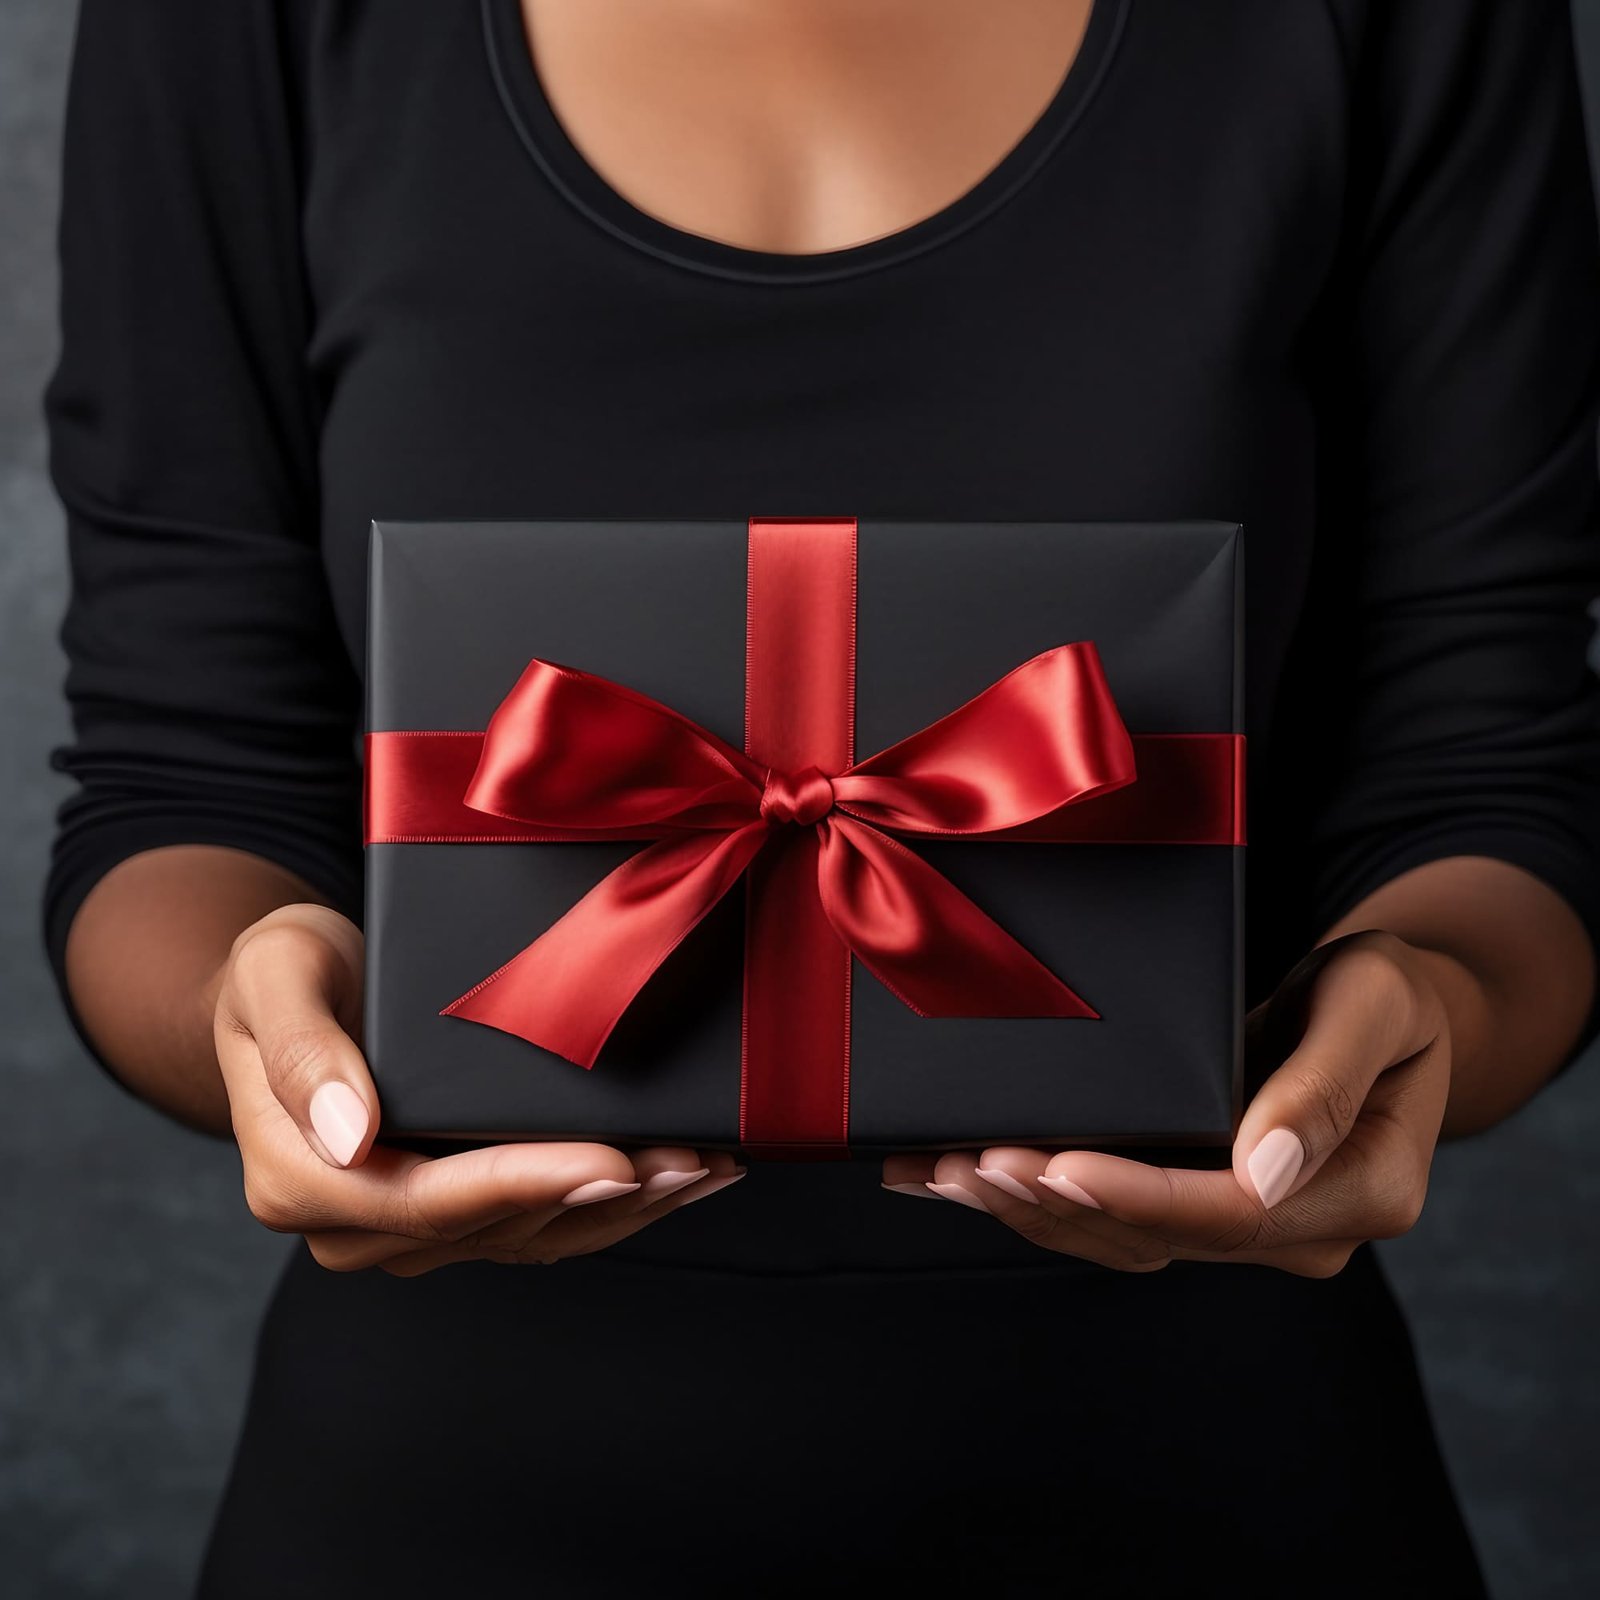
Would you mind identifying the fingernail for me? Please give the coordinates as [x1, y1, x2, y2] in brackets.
[974, 1167, 1041, 1205]
[308, 1082, 368, 1167]
[675, 1170, 747, 1206]
[561, 1178, 641, 1207]
[638, 1167, 710, 1200]
[1247, 1127, 1305, 1209]
[881, 1181, 942, 1199]
[926, 1182, 991, 1212]
[1038, 1174, 1102, 1210]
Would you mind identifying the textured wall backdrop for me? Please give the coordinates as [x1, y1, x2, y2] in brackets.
[4, 5, 1600, 1597]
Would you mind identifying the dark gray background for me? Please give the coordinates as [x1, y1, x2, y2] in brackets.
[3, 4, 1598, 1596]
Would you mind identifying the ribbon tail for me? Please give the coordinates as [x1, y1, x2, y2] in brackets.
[817, 815, 1098, 1019]
[442, 822, 770, 1066]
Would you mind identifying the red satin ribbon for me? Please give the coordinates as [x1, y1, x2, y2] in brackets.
[439, 636, 1131, 1048]
[364, 518, 1245, 1158]
[366, 730, 1245, 847]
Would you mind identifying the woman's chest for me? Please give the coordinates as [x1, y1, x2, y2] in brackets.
[300, 1, 1352, 695]
[512, 0, 1096, 257]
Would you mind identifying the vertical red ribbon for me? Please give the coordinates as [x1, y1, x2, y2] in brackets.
[740, 518, 858, 1159]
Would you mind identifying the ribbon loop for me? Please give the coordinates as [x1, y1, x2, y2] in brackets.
[832, 644, 1136, 834]
[465, 658, 762, 833]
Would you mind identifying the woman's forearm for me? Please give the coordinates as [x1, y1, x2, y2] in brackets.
[1318, 855, 1596, 1139]
[66, 848, 1590, 1146]
[62, 844, 341, 1137]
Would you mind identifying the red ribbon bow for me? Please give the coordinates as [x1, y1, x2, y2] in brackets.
[440, 643, 1137, 1066]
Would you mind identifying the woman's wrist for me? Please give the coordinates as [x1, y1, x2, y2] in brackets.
[63, 846, 346, 1138]
[1316, 857, 1595, 1142]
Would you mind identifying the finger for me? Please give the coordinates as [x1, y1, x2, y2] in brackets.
[884, 1150, 1054, 1200]
[1234, 933, 1438, 1210]
[304, 1217, 553, 1275]
[306, 1179, 598, 1273]
[628, 1147, 745, 1204]
[571, 1154, 746, 1231]
[1033, 1148, 1291, 1254]
[881, 1152, 941, 1197]
[305, 1139, 634, 1248]
[919, 1150, 1171, 1272]
[892, 1147, 1188, 1266]
[959, 1145, 1372, 1275]
[1039, 1081, 1435, 1254]
[627, 1146, 717, 1205]
[382, 1160, 752, 1275]
[1348, 1025, 1453, 1175]
[519, 1146, 746, 1241]
[242, 1135, 638, 1240]
[221, 919, 379, 1169]
[384, 1140, 640, 1239]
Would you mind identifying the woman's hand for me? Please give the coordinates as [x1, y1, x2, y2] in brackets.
[881, 930, 1459, 1276]
[215, 903, 744, 1275]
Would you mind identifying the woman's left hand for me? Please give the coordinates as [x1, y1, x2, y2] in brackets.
[881, 930, 1458, 1276]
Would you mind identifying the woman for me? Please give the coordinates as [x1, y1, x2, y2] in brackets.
[42, 1, 1600, 1594]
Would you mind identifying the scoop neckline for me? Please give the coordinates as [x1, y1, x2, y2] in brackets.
[481, 0, 1130, 286]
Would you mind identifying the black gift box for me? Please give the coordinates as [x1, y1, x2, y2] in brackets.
[364, 519, 1243, 1156]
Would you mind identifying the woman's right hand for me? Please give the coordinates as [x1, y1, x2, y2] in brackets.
[213, 903, 744, 1275]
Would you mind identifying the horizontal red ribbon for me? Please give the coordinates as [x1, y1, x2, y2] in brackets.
[366, 730, 1245, 848]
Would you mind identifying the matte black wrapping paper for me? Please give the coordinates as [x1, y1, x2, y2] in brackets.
[364, 519, 1243, 1156]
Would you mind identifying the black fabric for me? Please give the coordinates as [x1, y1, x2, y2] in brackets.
[40, 0, 1600, 1588]
[194, 1243, 1487, 1600]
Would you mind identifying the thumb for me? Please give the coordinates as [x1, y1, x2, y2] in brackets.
[223, 912, 378, 1169]
[1234, 932, 1426, 1209]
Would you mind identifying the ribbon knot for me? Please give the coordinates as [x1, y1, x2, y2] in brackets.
[761, 766, 835, 827]
[440, 640, 1140, 1069]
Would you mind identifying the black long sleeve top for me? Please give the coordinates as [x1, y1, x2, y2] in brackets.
[41, 0, 1600, 1274]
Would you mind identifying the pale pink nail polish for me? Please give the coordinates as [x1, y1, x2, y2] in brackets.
[560, 1178, 641, 1207]
[308, 1081, 368, 1167]
[1038, 1174, 1102, 1210]
[926, 1181, 991, 1212]
[974, 1167, 1041, 1205]
[1247, 1127, 1305, 1209]
[675, 1170, 747, 1206]
[638, 1167, 710, 1200]
[882, 1181, 943, 1199]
